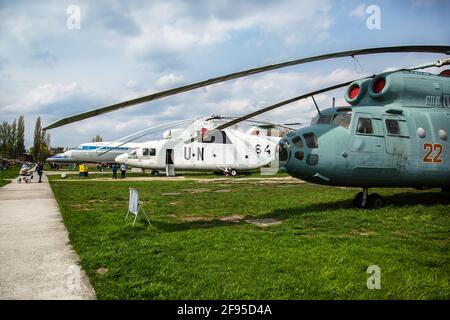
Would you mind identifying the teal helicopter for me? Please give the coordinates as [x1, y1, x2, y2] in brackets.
[45, 45, 450, 208]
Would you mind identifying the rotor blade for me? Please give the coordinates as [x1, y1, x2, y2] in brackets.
[183, 79, 361, 144]
[96, 118, 196, 157]
[213, 79, 362, 132]
[44, 45, 450, 130]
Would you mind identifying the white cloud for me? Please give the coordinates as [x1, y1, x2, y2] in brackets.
[2, 83, 84, 113]
[125, 80, 138, 88]
[156, 73, 184, 88]
[349, 4, 367, 18]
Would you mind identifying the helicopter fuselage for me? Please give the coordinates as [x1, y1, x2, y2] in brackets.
[279, 70, 450, 188]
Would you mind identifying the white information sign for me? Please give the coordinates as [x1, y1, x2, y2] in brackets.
[126, 188, 150, 226]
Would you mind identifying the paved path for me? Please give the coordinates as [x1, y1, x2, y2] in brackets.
[0, 174, 95, 299]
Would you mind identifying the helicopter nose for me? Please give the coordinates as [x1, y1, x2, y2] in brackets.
[115, 153, 128, 164]
[279, 131, 319, 178]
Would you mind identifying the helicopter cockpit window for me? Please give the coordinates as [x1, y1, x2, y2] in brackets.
[311, 114, 333, 125]
[385, 119, 400, 135]
[332, 113, 352, 128]
[142, 148, 156, 156]
[356, 118, 374, 134]
[201, 130, 232, 144]
[303, 133, 318, 148]
[292, 136, 304, 148]
[128, 150, 138, 159]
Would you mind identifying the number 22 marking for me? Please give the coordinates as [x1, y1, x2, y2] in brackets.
[423, 143, 443, 163]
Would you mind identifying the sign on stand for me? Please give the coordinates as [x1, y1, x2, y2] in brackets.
[126, 188, 150, 226]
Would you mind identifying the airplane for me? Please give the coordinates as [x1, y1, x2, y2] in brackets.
[43, 45, 450, 208]
[60, 141, 142, 164]
[113, 116, 292, 176]
[46, 152, 83, 164]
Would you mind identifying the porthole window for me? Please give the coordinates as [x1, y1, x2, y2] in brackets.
[292, 136, 304, 148]
[142, 148, 149, 156]
[306, 154, 319, 166]
[439, 129, 448, 141]
[417, 127, 426, 138]
[303, 133, 318, 148]
[295, 151, 304, 161]
[356, 118, 374, 134]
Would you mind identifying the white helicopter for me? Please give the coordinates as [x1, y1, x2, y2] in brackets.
[112, 115, 295, 176]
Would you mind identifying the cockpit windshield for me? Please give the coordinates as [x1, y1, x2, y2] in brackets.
[128, 150, 138, 159]
[310, 113, 352, 128]
[332, 113, 352, 128]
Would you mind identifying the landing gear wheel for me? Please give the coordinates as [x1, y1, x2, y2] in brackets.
[151, 170, 159, 176]
[229, 169, 237, 177]
[353, 192, 365, 208]
[17, 178, 21, 184]
[368, 193, 383, 208]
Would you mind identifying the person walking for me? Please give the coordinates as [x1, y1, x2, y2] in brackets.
[111, 163, 118, 179]
[120, 163, 127, 179]
[36, 162, 44, 183]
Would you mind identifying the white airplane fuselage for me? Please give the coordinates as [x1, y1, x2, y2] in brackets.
[63, 141, 141, 163]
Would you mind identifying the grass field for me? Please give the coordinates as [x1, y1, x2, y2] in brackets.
[0, 167, 20, 187]
[49, 176, 450, 299]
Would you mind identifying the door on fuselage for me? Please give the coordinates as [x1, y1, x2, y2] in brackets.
[381, 115, 408, 169]
[165, 149, 175, 176]
[350, 113, 384, 168]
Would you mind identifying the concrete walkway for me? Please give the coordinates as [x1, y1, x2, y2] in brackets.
[0, 173, 95, 299]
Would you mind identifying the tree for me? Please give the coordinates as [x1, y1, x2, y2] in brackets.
[16, 116, 25, 158]
[33, 117, 42, 162]
[10, 119, 17, 158]
[0, 121, 12, 157]
[92, 135, 103, 142]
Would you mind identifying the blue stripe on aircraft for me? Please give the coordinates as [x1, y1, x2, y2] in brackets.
[79, 146, 130, 150]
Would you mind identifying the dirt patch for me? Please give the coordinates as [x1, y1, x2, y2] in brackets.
[182, 188, 210, 194]
[179, 216, 211, 222]
[96, 267, 108, 275]
[169, 201, 180, 206]
[214, 189, 232, 193]
[245, 218, 282, 227]
[219, 215, 243, 222]
[161, 192, 181, 196]
[349, 229, 378, 237]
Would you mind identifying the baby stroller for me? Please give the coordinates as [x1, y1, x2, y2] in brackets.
[17, 166, 33, 184]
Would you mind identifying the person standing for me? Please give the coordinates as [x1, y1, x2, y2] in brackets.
[111, 163, 118, 179]
[120, 163, 127, 179]
[36, 162, 44, 183]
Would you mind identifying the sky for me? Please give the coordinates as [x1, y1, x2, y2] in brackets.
[0, 0, 449, 148]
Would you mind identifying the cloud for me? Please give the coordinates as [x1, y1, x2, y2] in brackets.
[349, 4, 367, 18]
[156, 73, 184, 89]
[0, 82, 108, 116]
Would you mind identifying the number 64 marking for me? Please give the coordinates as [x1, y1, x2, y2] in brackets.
[423, 143, 443, 163]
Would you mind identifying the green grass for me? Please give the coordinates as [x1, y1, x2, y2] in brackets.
[0, 167, 20, 187]
[49, 177, 450, 300]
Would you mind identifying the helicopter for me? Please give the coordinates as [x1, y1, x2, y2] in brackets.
[113, 115, 292, 176]
[53, 117, 293, 176]
[44, 45, 450, 207]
